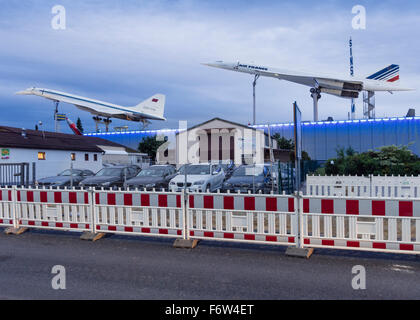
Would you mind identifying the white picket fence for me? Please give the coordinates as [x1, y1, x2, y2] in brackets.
[307, 175, 420, 198]
[0, 186, 419, 255]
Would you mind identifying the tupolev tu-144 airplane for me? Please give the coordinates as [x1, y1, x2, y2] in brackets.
[203, 61, 413, 121]
[16, 87, 166, 130]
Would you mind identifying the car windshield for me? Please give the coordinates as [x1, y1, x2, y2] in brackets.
[233, 166, 266, 177]
[178, 165, 210, 175]
[58, 169, 82, 177]
[95, 168, 123, 177]
[137, 168, 166, 177]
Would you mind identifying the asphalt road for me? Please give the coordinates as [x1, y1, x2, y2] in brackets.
[0, 228, 419, 300]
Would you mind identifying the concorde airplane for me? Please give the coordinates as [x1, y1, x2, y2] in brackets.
[16, 87, 166, 129]
[203, 61, 413, 121]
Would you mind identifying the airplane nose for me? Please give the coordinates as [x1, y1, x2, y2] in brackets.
[15, 90, 30, 95]
[16, 88, 35, 95]
[201, 62, 218, 67]
[202, 61, 233, 69]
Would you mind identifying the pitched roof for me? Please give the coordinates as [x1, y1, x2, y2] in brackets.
[176, 117, 261, 135]
[0, 126, 130, 152]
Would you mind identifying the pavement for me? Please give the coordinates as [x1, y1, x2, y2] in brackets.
[0, 228, 419, 300]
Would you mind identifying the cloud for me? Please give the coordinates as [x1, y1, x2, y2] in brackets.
[0, 0, 419, 133]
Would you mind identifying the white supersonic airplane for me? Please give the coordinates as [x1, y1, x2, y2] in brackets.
[16, 87, 166, 129]
[203, 61, 413, 121]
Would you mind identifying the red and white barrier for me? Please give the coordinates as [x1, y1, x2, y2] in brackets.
[1, 186, 419, 256]
[15, 187, 92, 232]
[301, 195, 420, 254]
[93, 189, 184, 238]
[0, 187, 15, 227]
[187, 193, 297, 246]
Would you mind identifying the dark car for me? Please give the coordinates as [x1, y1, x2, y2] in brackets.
[125, 165, 177, 191]
[219, 161, 236, 180]
[222, 164, 275, 194]
[79, 165, 140, 189]
[37, 169, 95, 188]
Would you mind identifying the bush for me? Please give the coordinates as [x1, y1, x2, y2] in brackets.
[325, 145, 420, 176]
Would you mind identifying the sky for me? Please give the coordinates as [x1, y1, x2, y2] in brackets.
[0, 0, 419, 134]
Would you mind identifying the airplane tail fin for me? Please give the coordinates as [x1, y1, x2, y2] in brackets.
[366, 64, 400, 83]
[130, 94, 166, 120]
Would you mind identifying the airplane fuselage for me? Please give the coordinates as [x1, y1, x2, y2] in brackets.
[204, 61, 411, 94]
[17, 88, 166, 121]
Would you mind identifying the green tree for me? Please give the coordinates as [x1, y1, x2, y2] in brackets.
[272, 134, 294, 150]
[324, 145, 420, 176]
[272, 133, 311, 161]
[76, 117, 84, 134]
[138, 135, 166, 161]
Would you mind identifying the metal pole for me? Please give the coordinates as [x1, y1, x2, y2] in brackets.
[70, 161, 73, 188]
[54, 101, 59, 133]
[252, 74, 260, 125]
[253, 165, 255, 194]
[20, 163, 24, 186]
[349, 37, 356, 120]
[267, 124, 274, 193]
[32, 162, 36, 186]
[25, 163, 29, 187]
[311, 92, 319, 122]
[123, 168, 127, 189]
[184, 164, 188, 193]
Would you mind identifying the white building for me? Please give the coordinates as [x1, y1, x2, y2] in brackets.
[0, 126, 137, 181]
[157, 118, 286, 166]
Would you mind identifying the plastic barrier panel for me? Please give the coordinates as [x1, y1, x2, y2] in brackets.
[15, 187, 92, 232]
[187, 192, 297, 246]
[94, 189, 184, 238]
[301, 195, 420, 254]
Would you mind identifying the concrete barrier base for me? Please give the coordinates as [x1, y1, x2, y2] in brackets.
[80, 232, 106, 242]
[173, 239, 199, 249]
[4, 227, 28, 235]
[285, 247, 314, 259]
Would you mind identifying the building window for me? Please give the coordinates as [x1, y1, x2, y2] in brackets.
[94, 154, 98, 161]
[85, 154, 89, 161]
[38, 152, 46, 160]
[71, 153, 76, 161]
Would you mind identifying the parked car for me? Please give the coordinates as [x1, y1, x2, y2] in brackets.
[219, 161, 236, 180]
[169, 164, 225, 192]
[36, 169, 95, 188]
[125, 165, 177, 191]
[79, 165, 140, 189]
[222, 164, 275, 194]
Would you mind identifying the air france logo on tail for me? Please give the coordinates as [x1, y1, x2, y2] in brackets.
[367, 64, 400, 82]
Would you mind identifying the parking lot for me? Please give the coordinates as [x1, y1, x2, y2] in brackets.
[0, 228, 418, 300]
